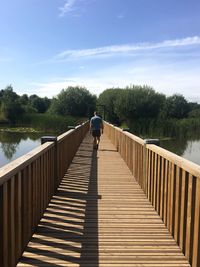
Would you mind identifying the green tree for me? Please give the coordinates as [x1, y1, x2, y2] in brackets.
[49, 86, 96, 117]
[188, 108, 200, 118]
[29, 95, 51, 113]
[98, 86, 165, 123]
[0, 85, 24, 123]
[98, 88, 121, 123]
[160, 94, 189, 119]
[19, 94, 29, 105]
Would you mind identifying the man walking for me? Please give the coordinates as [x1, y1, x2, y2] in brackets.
[90, 111, 104, 149]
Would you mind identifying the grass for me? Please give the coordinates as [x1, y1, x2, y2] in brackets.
[16, 113, 87, 134]
[126, 117, 200, 139]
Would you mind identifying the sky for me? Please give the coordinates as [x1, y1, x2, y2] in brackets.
[0, 0, 200, 102]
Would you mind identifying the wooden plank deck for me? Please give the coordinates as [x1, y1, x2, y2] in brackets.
[17, 134, 191, 267]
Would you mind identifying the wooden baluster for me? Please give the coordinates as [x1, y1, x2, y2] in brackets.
[0, 185, 3, 266]
[0, 183, 8, 266]
[153, 153, 158, 208]
[156, 155, 161, 214]
[174, 167, 181, 243]
[192, 177, 200, 267]
[21, 168, 28, 250]
[15, 172, 22, 260]
[147, 149, 151, 200]
[8, 177, 15, 267]
[163, 160, 168, 225]
[167, 162, 172, 229]
[160, 157, 165, 219]
[150, 151, 154, 204]
[185, 174, 195, 262]
[179, 170, 188, 253]
[169, 164, 176, 235]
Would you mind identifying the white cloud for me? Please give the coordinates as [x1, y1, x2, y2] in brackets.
[59, 0, 77, 17]
[28, 64, 200, 102]
[29, 77, 108, 97]
[55, 36, 200, 60]
[28, 57, 200, 103]
[29, 36, 200, 103]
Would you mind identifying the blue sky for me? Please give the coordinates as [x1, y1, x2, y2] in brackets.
[0, 0, 200, 102]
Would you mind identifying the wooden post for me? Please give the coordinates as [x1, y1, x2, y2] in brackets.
[144, 139, 160, 196]
[41, 136, 58, 192]
[143, 144, 147, 194]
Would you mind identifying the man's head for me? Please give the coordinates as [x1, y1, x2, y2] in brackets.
[94, 111, 97, 116]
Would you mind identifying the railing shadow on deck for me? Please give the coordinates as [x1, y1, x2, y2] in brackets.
[18, 135, 99, 267]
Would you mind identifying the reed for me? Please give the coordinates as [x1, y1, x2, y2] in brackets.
[16, 113, 83, 133]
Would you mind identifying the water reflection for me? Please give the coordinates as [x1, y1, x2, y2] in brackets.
[1, 142, 19, 160]
[0, 131, 42, 168]
[160, 136, 188, 156]
[182, 140, 200, 165]
[160, 136, 200, 166]
[1, 129, 200, 169]
[132, 125, 200, 166]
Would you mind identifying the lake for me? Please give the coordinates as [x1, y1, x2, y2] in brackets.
[0, 131, 52, 168]
[0, 130, 200, 169]
[160, 137, 200, 166]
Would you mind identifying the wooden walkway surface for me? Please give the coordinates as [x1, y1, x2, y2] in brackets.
[17, 134, 191, 267]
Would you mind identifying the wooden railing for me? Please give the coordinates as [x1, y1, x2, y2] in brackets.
[0, 121, 89, 267]
[104, 122, 200, 267]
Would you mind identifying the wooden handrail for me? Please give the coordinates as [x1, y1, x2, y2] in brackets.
[0, 121, 89, 267]
[0, 142, 54, 186]
[147, 143, 200, 177]
[104, 121, 200, 267]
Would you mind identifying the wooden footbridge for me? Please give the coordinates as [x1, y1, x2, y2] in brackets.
[0, 122, 199, 267]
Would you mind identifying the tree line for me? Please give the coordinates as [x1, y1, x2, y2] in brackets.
[0, 85, 96, 124]
[0, 85, 51, 123]
[1, 84, 200, 135]
[97, 86, 200, 137]
[97, 85, 200, 124]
